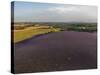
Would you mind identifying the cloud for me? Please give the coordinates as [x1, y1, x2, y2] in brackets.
[43, 5, 97, 22]
[48, 6, 77, 13]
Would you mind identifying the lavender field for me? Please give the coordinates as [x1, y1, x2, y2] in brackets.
[14, 31, 97, 73]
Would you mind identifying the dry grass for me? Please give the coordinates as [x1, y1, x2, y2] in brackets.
[12, 26, 60, 43]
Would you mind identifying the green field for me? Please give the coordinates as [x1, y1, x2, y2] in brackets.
[52, 23, 97, 32]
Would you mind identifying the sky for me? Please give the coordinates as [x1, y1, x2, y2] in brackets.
[13, 1, 97, 23]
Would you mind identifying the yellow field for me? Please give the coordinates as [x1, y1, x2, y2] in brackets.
[12, 26, 60, 43]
